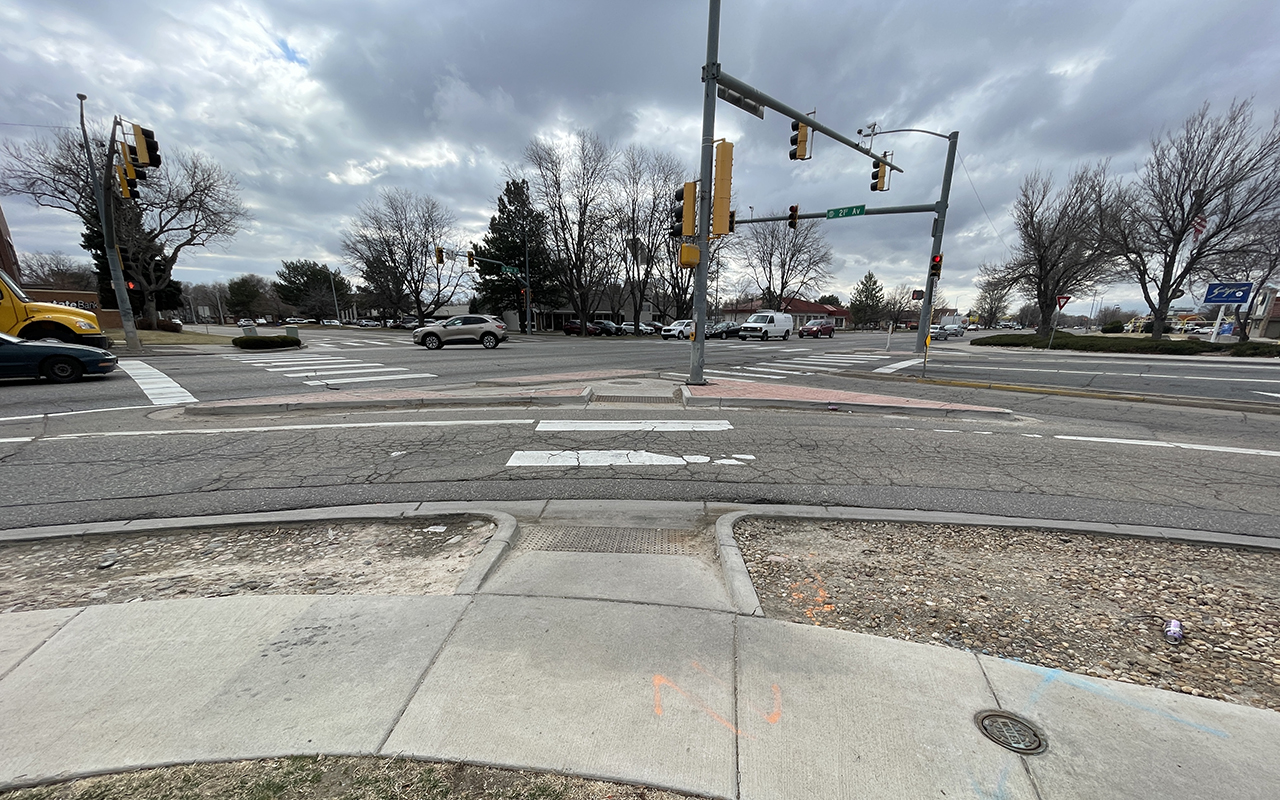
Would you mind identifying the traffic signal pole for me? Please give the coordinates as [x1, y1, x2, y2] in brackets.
[914, 131, 958, 355]
[688, 0, 721, 385]
[76, 95, 141, 352]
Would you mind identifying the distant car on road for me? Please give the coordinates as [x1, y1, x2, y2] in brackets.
[967, 323, 980, 331]
[562, 319, 602, 336]
[321, 319, 341, 326]
[943, 324, 965, 337]
[0, 331, 118, 383]
[357, 319, 381, 328]
[929, 324, 950, 341]
[662, 320, 694, 340]
[236, 319, 255, 327]
[413, 315, 508, 350]
[798, 319, 835, 338]
[708, 320, 742, 339]
[596, 320, 626, 336]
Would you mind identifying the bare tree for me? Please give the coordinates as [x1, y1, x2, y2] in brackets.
[735, 216, 832, 309]
[611, 145, 686, 328]
[1, 127, 249, 324]
[1100, 100, 1280, 338]
[340, 188, 463, 322]
[17, 251, 96, 290]
[1197, 216, 1280, 341]
[524, 131, 618, 332]
[883, 282, 919, 328]
[971, 267, 1015, 327]
[986, 164, 1115, 336]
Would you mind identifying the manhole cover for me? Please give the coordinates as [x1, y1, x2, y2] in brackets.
[974, 710, 1047, 755]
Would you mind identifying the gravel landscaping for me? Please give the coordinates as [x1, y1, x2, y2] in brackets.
[734, 518, 1280, 711]
[0, 517, 496, 612]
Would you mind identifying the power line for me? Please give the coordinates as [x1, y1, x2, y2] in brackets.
[0, 121, 75, 130]
[958, 153, 1010, 257]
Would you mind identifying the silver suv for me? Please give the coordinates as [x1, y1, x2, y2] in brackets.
[413, 315, 508, 350]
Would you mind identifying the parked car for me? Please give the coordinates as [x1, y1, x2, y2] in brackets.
[595, 320, 626, 336]
[662, 320, 694, 340]
[0, 331, 118, 383]
[563, 319, 602, 336]
[928, 324, 949, 341]
[798, 319, 835, 338]
[708, 320, 742, 339]
[413, 315, 508, 349]
[357, 319, 381, 328]
[283, 317, 308, 324]
[321, 319, 341, 326]
[236, 318, 255, 327]
[967, 323, 980, 331]
[255, 318, 268, 325]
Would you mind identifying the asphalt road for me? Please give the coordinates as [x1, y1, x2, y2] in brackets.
[2, 326, 1278, 536]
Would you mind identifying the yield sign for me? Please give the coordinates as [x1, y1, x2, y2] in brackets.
[1056, 295, 1071, 310]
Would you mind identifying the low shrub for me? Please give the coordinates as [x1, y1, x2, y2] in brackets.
[970, 331, 1246, 355]
[1101, 320, 1125, 334]
[232, 335, 301, 350]
[1231, 341, 1280, 358]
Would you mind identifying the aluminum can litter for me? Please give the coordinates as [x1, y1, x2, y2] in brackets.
[1163, 619, 1184, 644]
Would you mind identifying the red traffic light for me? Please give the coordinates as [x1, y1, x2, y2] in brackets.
[126, 281, 136, 290]
[787, 204, 799, 230]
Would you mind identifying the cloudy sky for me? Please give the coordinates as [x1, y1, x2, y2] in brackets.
[3, 0, 1279, 314]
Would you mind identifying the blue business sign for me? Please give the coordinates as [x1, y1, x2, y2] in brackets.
[1204, 282, 1253, 305]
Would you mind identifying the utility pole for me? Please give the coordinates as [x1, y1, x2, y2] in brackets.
[76, 94, 141, 352]
[328, 268, 341, 322]
[688, 0, 721, 385]
[914, 131, 959, 354]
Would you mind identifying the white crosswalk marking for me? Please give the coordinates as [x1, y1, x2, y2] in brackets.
[118, 360, 197, 405]
[301, 372, 438, 385]
[874, 358, 925, 373]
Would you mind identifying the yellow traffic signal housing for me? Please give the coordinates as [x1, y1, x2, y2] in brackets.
[435, 246, 444, 265]
[789, 120, 810, 161]
[680, 181, 697, 237]
[711, 141, 734, 236]
[132, 124, 161, 167]
[115, 164, 134, 198]
[679, 243, 700, 269]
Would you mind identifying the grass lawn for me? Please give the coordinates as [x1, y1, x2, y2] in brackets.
[102, 328, 234, 345]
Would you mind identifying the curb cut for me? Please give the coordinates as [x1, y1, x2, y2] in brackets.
[453, 512, 519, 595]
[713, 510, 764, 617]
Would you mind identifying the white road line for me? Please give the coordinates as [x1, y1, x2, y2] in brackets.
[283, 367, 408, 377]
[874, 358, 925, 374]
[45, 419, 535, 440]
[938, 364, 1280, 384]
[117, 360, 197, 405]
[1254, 391, 1280, 399]
[301, 372, 438, 385]
[767, 361, 839, 371]
[778, 348, 811, 353]
[660, 372, 755, 383]
[0, 437, 34, 443]
[733, 366, 809, 375]
[536, 420, 732, 431]
[0, 404, 167, 423]
[264, 361, 363, 371]
[506, 450, 751, 467]
[1055, 435, 1280, 458]
[705, 369, 788, 380]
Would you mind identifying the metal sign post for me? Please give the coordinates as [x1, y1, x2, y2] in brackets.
[1047, 295, 1070, 350]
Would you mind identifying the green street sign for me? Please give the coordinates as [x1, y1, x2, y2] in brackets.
[501, 266, 520, 274]
[826, 205, 866, 219]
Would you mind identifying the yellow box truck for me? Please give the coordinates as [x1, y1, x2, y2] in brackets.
[0, 269, 111, 348]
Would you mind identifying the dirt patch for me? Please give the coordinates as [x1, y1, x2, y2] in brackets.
[0, 756, 699, 799]
[0, 517, 496, 613]
[734, 518, 1280, 711]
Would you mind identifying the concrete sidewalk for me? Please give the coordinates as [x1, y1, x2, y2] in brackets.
[1, 501, 1277, 799]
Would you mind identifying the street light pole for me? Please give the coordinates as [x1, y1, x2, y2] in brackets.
[914, 130, 959, 355]
[328, 268, 341, 322]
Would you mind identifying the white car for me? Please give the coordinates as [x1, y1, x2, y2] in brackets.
[321, 319, 341, 326]
[662, 320, 694, 340]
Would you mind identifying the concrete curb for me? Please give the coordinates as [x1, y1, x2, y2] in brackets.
[678, 384, 1014, 418]
[185, 387, 594, 417]
[848, 369, 1280, 415]
[713, 511, 764, 617]
[454, 512, 520, 595]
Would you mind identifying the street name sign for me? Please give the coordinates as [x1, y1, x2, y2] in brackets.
[826, 205, 866, 219]
[501, 266, 520, 275]
[1204, 282, 1253, 305]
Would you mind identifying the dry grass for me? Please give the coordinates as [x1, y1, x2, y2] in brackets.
[102, 328, 234, 345]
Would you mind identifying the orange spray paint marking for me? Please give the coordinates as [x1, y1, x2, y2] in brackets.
[689, 661, 783, 725]
[652, 673, 743, 735]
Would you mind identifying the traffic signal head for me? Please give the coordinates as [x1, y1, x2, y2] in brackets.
[928, 253, 943, 280]
[712, 141, 734, 236]
[870, 161, 884, 192]
[787, 204, 799, 230]
[132, 124, 161, 168]
[727, 209, 736, 233]
[789, 120, 810, 161]
[911, 289, 925, 301]
[115, 164, 135, 198]
[670, 181, 696, 238]
[467, 251, 475, 268]
[435, 246, 444, 265]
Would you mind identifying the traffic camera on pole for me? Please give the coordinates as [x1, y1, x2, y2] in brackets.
[711, 141, 734, 236]
[928, 253, 943, 280]
[787, 204, 799, 230]
[670, 181, 696, 238]
[789, 120, 810, 161]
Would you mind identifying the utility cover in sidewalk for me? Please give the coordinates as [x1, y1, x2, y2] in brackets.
[974, 710, 1048, 755]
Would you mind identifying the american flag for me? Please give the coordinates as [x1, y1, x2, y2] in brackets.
[1192, 214, 1208, 242]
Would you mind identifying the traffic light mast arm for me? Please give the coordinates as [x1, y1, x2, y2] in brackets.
[470, 253, 528, 285]
[732, 202, 936, 225]
[714, 69, 903, 174]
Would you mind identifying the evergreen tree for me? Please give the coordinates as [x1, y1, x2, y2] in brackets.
[849, 271, 885, 328]
[471, 179, 559, 331]
[272, 260, 352, 320]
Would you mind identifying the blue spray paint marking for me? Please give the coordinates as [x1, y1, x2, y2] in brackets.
[1015, 663, 1229, 738]
[967, 760, 1017, 799]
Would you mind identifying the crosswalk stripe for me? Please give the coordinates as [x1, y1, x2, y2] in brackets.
[704, 368, 786, 380]
[283, 367, 407, 377]
[302, 372, 438, 385]
[117, 360, 198, 405]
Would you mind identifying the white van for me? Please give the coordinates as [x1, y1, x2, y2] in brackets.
[738, 311, 795, 341]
